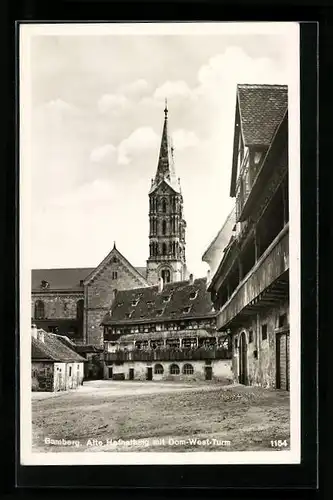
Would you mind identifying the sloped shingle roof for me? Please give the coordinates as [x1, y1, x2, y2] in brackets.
[237, 84, 288, 146]
[102, 277, 215, 326]
[32, 266, 147, 292]
[31, 331, 86, 362]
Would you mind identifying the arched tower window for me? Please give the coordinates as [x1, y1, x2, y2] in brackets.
[162, 198, 167, 213]
[34, 300, 45, 320]
[162, 220, 167, 235]
[76, 299, 84, 322]
[161, 269, 171, 283]
[162, 242, 167, 255]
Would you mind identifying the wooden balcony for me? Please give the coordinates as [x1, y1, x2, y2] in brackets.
[217, 224, 289, 330]
[104, 347, 231, 363]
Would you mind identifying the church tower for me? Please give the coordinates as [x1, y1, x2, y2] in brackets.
[146, 101, 187, 285]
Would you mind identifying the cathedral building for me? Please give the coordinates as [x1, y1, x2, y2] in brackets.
[31, 104, 194, 351]
[147, 102, 188, 285]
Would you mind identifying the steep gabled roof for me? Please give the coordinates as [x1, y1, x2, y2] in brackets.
[149, 102, 180, 194]
[202, 207, 236, 263]
[83, 244, 148, 286]
[237, 84, 288, 147]
[230, 84, 288, 197]
[101, 277, 215, 326]
[31, 331, 86, 362]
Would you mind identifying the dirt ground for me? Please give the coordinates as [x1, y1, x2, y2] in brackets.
[32, 380, 290, 452]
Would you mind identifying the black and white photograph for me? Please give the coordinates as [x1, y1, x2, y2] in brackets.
[20, 22, 300, 465]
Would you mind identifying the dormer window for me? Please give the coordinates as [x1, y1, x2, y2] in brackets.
[125, 311, 134, 319]
[189, 291, 198, 300]
[40, 280, 49, 289]
[156, 309, 164, 316]
[162, 295, 171, 303]
[254, 151, 262, 164]
[79, 280, 84, 287]
[183, 306, 192, 314]
[131, 299, 139, 307]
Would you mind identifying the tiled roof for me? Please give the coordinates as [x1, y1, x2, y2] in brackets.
[101, 277, 215, 326]
[31, 331, 86, 362]
[32, 268, 93, 292]
[237, 84, 288, 146]
[32, 265, 147, 292]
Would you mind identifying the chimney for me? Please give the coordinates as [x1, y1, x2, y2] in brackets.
[37, 329, 45, 343]
[31, 324, 38, 339]
[189, 273, 194, 285]
[158, 277, 164, 293]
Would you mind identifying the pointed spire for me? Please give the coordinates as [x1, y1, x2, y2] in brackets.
[151, 101, 178, 192]
[113, 241, 116, 249]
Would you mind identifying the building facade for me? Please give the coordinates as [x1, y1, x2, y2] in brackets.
[206, 84, 289, 390]
[31, 325, 85, 392]
[101, 276, 232, 381]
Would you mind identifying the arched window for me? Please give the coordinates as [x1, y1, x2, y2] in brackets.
[161, 269, 171, 283]
[162, 242, 167, 255]
[162, 220, 167, 235]
[183, 364, 194, 375]
[170, 364, 180, 375]
[162, 199, 167, 213]
[34, 300, 45, 319]
[154, 364, 164, 374]
[76, 299, 84, 321]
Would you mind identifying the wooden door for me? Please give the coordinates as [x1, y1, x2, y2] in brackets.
[238, 332, 248, 385]
[146, 367, 153, 380]
[108, 367, 113, 379]
[205, 366, 212, 380]
[276, 332, 290, 390]
[129, 368, 134, 380]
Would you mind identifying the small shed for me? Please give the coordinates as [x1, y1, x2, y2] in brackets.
[31, 325, 86, 392]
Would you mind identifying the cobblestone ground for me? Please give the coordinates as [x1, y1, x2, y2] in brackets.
[32, 380, 290, 452]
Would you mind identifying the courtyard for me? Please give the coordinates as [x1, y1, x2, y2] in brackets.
[32, 380, 290, 452]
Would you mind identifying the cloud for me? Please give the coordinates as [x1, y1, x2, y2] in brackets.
[44, 98, 77, 113]
[196, 47, 286, 96]
[51, 179, 115, 207]
[118, 79, 151, 98]
[117, 126, 160, 165]
[154, 80, 193, 100]
[97, 93, 130, 113]
[173, 129, 200, 150]
[90, 143, 117, 163]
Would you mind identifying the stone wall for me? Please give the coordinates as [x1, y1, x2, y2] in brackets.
[32, 361, 54, 391]
[85, 258, 147, 345]
[103, 359, 232, 382]
[231, 299, 289, 388]
[32, 293, 83, 320]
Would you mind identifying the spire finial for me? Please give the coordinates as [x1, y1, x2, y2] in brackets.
[164, 98, 168, 118]
[113, 240, 116, 249]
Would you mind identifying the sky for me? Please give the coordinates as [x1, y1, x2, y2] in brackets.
[24, 23, 298, 277]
